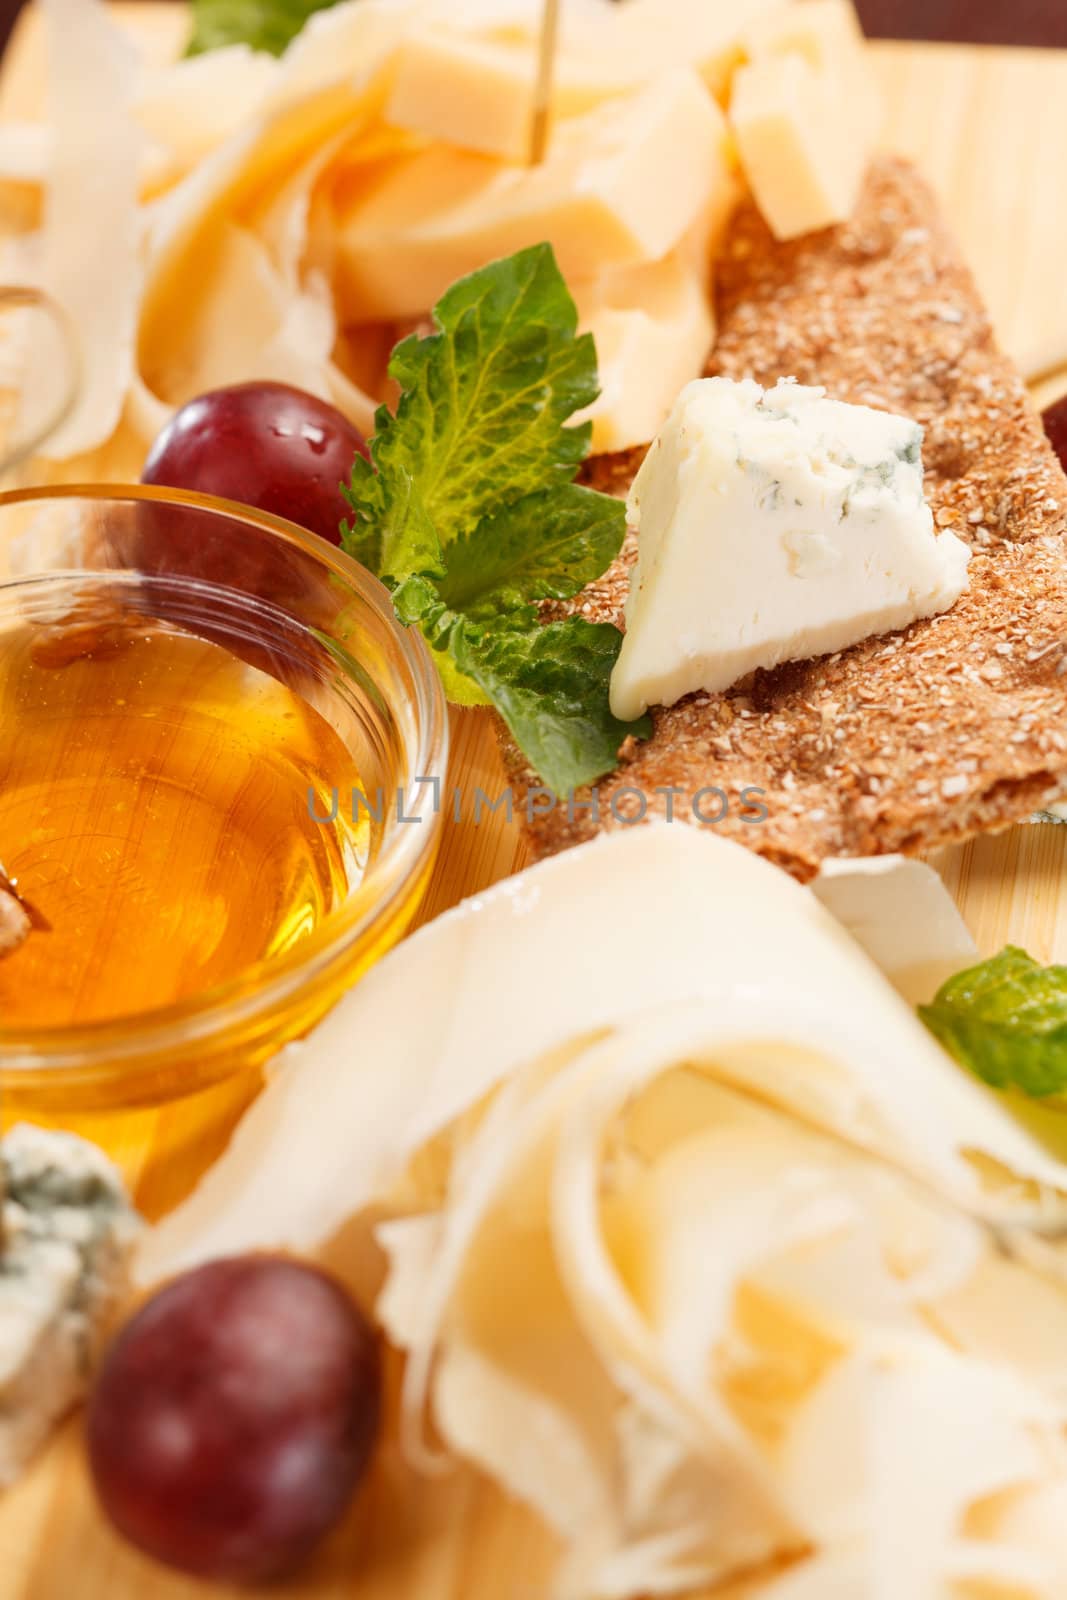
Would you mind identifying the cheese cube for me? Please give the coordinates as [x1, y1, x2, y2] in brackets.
[605, 0, 782, 101]
[574, 252, 718, 454]
[742, 0, 866, 75]
[609, 378, 971, 722]
[388, 0, 781, 163]
[335, 69, 732, 320]
[385, 28, 642, 160]
[740, 0, 883, 143]
[729, 51, 866, 240]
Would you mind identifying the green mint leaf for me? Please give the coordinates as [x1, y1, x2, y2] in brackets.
[430, 646, 494, 708]
[340, 243, 649, 776]
[186, 0, 336, 55]
[341, 243, 598, 582]
[919, 946, 1067, 1098]
[386, 580, 493, 706]
[340, 453, 383, 573]
[450, 615, 651, 795]
[439, 484, 626, 622]
[341, 450, 444, 587]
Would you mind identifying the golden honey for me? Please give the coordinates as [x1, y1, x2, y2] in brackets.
[0, 610, 369, 1031]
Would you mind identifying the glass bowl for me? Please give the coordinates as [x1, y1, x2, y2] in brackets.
[0, 486, 447, 1161]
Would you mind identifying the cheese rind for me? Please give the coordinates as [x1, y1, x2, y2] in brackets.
[610, 377, 971, 723]
[335, 68, 731, 320]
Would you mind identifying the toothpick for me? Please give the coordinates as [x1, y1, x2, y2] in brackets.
[529, 0, 561, 165]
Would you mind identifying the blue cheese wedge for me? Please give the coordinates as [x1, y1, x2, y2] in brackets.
[610, 376, 971, 722]
[0, 1124, 140, 1486]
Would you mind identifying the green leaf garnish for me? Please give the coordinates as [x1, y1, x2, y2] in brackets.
[438, 485, 624, 622]
[919, 946, 1067, 1098]
[342, 243, 646, 793]
[186, 0, 337, 56]
[450, 615, 648, 793]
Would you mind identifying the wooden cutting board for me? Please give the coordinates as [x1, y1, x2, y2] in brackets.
[3, 12, 1067, 1597]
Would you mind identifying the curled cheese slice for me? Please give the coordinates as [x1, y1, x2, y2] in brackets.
[133, 48, 280, 181]
[142, 826, 1067, 1598]
[28, 0, 142, 459]
[143, 826, 1067, 1285]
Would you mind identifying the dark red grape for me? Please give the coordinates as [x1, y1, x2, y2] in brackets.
[141, 382, 369, 547]
[1043, 395, 1067, 474]
[87, 1256, 381, 1585]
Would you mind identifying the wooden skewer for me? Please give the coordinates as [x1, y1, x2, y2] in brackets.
[529, 0, 562, 165]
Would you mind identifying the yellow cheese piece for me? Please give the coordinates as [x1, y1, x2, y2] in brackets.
[335, 68, 732, 321]
[385, 0, 781, 162]
[729, 52, 866, 240]
[134, 48, 279, 176]
[574, 253, 717, 454]
[742, 0, 866, 73]
[740, 0, 883, 142]
[384, 28, 640, 161]
[606, 0, 782, 102]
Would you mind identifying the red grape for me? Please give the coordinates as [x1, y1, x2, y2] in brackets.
[1043, 395, 1067, 474]
[87, 1256, 381, 1585]
[141, 382, 369, 548]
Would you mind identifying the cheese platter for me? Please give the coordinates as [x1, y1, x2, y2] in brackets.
[5, 2, 1067, 1597]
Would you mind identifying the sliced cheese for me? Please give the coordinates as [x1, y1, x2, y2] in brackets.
[26, 0, 142, 459]
[730, 51, 867, 241]
[133, 47, 279, 177]
[810, 857, 979, 1006]
[142, 826, 1067, 1285]
[141, 823, 1067, 1600]
[610, 377, 971, 722]
[135, 18, 404, 442]
[334, 68, 731, 321]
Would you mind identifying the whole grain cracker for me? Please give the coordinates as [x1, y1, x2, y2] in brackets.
[503, 158, 1067, 880]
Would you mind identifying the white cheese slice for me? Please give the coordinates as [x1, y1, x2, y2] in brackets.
[610, 377, 971, 722]
[729, 48, 868, 241]
[810, 856, 978, 1006]
[25, 0, 142, 459]
[141, 824, 1067, 1597]
[142, 826, 1067, 1285]
[133, 47, 279, 175]
[333, 68, 731, 321]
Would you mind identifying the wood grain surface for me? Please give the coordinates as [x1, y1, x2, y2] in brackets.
[3, 13, 1067, 1599]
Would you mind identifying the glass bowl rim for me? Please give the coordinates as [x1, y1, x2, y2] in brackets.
[0, 482, 449, 1079]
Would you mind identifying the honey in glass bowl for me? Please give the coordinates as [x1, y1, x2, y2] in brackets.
[0, 608, 369, 1029]
[0, 487, 447, 1210]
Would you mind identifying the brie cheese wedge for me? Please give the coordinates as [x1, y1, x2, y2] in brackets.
[610, 377, 971, 722]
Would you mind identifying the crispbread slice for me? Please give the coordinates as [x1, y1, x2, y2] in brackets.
[502, 156, 1067, 880]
